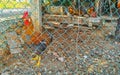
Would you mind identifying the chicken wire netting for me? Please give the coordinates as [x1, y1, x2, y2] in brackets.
[0, 0, 120, 75]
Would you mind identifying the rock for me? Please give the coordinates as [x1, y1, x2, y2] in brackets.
[48, 71, 52, 74]
[83, 55, 88, 59]
[53, 52, 59, 57]
[58, 57, 64, 62]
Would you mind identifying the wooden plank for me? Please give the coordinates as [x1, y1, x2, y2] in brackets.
[45, 21, 60, 28]
[101, 16, 118, 20]
[43, 25, 54, 30]
[43, 14, 72, 23]
[72, 16, 86, 24]
[43, 15, 103, 27]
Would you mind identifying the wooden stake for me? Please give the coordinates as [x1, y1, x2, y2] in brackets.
[31, 0, 42, 32]
[95, 0, 100, 16]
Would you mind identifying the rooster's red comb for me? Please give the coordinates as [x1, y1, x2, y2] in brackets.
[22, 11, 29, 19]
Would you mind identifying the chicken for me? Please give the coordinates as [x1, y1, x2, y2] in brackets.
[118, 2, 120, 8]
[21, 11, 53, 50]
[87, 7, 97, 17]
[29, 31, 53, 67]
[20, 11, 53, 67]
[68, 6, 74, 15]
[68, 6, 83, 16]
[21, 11, 34, 43]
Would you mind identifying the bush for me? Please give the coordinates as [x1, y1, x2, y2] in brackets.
[0, 1, 30, 9]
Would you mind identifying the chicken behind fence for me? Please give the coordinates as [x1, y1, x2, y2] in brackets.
[19, 11, 53, 55]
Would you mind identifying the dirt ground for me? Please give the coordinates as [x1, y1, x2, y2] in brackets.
[0, 23, 120, 75]
[39, 26, 120, 75]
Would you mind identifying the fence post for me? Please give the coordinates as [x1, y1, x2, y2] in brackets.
[31, 0, 42, 32]
[118, 0, 120, 3]
[95, 0, 100, 16]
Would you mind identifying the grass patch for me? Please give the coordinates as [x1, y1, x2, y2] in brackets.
[0, 1, 30, 9]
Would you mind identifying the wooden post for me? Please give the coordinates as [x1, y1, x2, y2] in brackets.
[109, 0, 112, 17]
[118, 0, 120, 2]
[31, 0, 42, 32]
[95, 0, 100, 16]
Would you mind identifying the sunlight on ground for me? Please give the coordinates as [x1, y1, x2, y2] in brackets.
[0, 1, 30, 9]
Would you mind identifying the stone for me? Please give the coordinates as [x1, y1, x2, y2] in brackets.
[53, 52, 59, 57]
[58, 57, 64, 62]
[83, 55, 88, 59]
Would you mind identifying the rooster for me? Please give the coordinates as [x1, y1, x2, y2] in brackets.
[21, 11, 34, 43]
[20, 11, 53, 67]
[21, 11, 53, 46]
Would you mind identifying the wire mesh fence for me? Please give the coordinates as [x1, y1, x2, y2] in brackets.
[0, 0, 120, 75]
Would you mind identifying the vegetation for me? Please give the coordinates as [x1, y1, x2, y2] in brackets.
[0, 1, 30, 9]
[52, 0, 72, 6]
